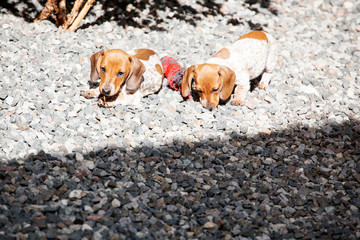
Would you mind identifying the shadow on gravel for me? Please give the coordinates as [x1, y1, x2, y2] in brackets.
[0, 0, 47, 22]
[245, 0, 278, 15]
[1, 119, 359, 239]
[1, 0, 277, 31]
[80, 0, 223, 31]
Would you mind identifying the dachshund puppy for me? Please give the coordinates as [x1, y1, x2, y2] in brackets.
[81, 48, 163, 106]
[182, 31, 277, 110]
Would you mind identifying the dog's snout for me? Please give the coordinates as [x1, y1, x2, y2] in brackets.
[202, 100, 214, 111]
[205, 104, 214, 111]
[101, 88, 111, 95]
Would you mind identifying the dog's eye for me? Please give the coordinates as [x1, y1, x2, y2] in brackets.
[100, 67, 106, 73]
[117, 72, 124, 77]
[212, 88, 219, 93]
[192, 87, 202, 94]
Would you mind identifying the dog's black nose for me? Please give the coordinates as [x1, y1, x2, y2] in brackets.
[204, 103, 214, 111]
[101, 88, 111, 95]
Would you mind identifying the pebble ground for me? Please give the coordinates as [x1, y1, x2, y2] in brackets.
[0, 0, 359, 239]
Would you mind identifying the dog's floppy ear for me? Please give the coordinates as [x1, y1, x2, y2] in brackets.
[125, 56, 146, 94]
[218, 66, 236, 101]
[90, 50, 105, 82]
[181, 65, 196, 98]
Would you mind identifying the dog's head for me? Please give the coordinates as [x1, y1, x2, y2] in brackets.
[90, 49, 145, 96]
[181, 64, 235, 110]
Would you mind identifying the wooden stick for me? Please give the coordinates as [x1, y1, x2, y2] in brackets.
[63, 0, 85, 30]
[68, 0, 95, 32]
[34, 0, 57, 22]
[58, 0, 67, 26]
[102, 96, 112, 111]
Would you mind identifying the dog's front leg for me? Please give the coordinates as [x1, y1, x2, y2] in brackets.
[258, 70, 272, 90]
[231, 73, 250, 105]
[98, 92, 129, 108]
[80, 88, 100, 99]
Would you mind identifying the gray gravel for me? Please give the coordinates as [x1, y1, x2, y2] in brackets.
[0, 0, 360, 239]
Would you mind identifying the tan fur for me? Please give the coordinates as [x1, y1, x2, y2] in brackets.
[238, 30, 268, 42]
[218, 66, 236, 100]
[182, 64, 235, 110]
[90, 49, 104, 82]
[132, 49, 156, 61]
[155, 64, 163, 76]
[126, 56, 146, 93]
[96, 49, 133, 96]
[181, 65, 196, 98]
[183, 30, 277, 109]
[214, 48, 230, 59]
[81, 48, 163, 106]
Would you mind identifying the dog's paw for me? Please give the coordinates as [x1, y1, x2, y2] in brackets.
[231, 98, 245, 106]
[80, 90, 97, 99]
[257, 81, 268, 90]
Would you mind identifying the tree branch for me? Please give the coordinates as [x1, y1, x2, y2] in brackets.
[63, 0, 85, 30]
[68, 0, 95, 32]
